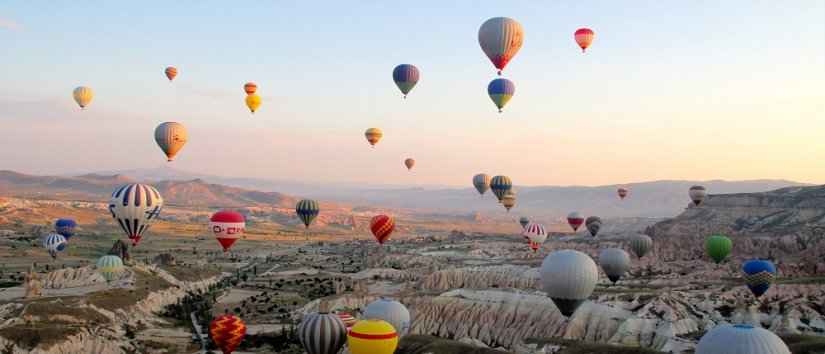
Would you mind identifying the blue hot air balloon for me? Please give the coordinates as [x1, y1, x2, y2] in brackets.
[743, 260, 776, 298]
[392, 64, 420, 98]
[487, 78, 515, 113]
[55, 218, 77, 239]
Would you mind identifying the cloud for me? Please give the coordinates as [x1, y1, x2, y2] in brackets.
[0, 18, 22, 31]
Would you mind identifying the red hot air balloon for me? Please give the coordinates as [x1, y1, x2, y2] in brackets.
[567, 211, 585, 232]
[370, 215, 395, 245]
[210, 210, 245, 252]
[617, 187, 628, 200]
[209, 315, 246, 354]
[574, 28, 595, 53]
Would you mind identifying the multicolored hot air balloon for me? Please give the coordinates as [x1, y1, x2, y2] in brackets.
[574, 28, 595, 53]
[55, 218, 77, 239]
[296, 199, 320, 229]
[472, 174, 491, 196]
[522, 222, 547, 252]
[617, 187, 628, 200]
[73, 86, 93, 109]
[599, 248, 630, 284]
[43, 233, 67, 259]
[370, 214, 395, 245]
[478, 17, 524, 75]
[108, 184, 164, 246]
[244, 82, 257, 95]
[404, 158, 415, 171]
[392, 64, 420, 98]
[519, 216, 530, 229]
[245, 94, 261, 114]
[365, 128, 383, 147]
[337, 312, 358, 330]
[164, 66, 178, 81]
[567, 212, 584, 232]
[540, 250, 598, 317]
[298, 312, 348, 354]
[363, 298, 411, 337]
[490, 175, 512, 202]
[585, 216, 602, 237]
[705, 234, 732, 264]
[630, 234, 653, 258]
[488, 78, 515, 113]
[743, 259, 776, 298]
[154, 122, 188, 162]
[348, 319, 399, 354]
[209, 315, 246, 354]
[96, 255, 124, 283]
[501, 191, 516, 212]
[696, 324, 790, 354]
[210, 210, 245, 252]
[690, 185, 707, 206]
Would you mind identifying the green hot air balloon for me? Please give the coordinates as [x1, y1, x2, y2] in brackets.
[630, 234, 653, 258]
[97, 255, 124, 283]
[519, 217, 530, 229]
[705, 234, 732, 264]
[296, 199, 320, 229]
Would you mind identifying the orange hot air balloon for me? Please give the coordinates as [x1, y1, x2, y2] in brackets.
[574, 28, 595, 53]
[164, 67, 178, 82]
[244, 82, 257, 95]
[404, 158, 415, 171]
[370, 215, 395, 245]
[209, 315, 246, 354]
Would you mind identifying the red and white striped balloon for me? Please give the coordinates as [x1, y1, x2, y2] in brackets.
[574, 28, 595, 53]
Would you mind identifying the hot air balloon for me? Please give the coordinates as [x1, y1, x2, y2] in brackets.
[695, 324, 790, 354]
[501, 192, 516, 211]
[478, 17, 524, 75]
[363, 298, 411, 337]
[743, 260, 776, 298]
[585, 216, 602, 237]
[370, 214, 395, 245]
[209, 315, 246, 354]
[567, 212, 584, 232]
[337, 312, 358, 330]
[472, 174, 491, 196]
[96, 255, 124, 283]
[574, 28, 595, 53]
[298, 312, 348, 354]
[689, 185, 707, 206]
[154, 122, 188, 162]
[489, 175, 512, 202]
[392, 64, 420, 98]
[210, 210, 245, 252]
[55, 218, 77, 239]
[629, 234, 653, 258]
[295, 199, 320, 230]
[404, 158, 415, 171]
[705, 234, 732, 264]
[73, 86, 93, 109]
[164, 66, 178, 81]
[522, 222, 547, 252]
[365, 128, 383, 147]
[599, 248, 630, 284]
[108, 184, 164, 246]
[540, 250, 598, 317]
[43, 233, 67, 259]
[245, 94, 261, 114]
[348, 319, 399, 354]
[244, 82, 257, 95]
[488, 78, 515, 113]
[519, 216, 530, 229]
[617, 187, 628, 200]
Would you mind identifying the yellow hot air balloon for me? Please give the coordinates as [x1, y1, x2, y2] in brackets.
[245, 94, 261, 114]
[347, 319, 398, 354]
[154, 122, 188, 162]
[73, 86, 94, 109]
[365, 128, 383, 148]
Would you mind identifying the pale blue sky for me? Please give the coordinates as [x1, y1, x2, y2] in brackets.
[1, 2, 823, 187]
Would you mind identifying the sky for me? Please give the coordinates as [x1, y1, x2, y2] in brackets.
[1, 2, 824, 188]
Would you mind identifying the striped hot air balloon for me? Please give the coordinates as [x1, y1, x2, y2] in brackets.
[209, 315, 246, 354]
[599, 248, 630, 283]
[348, 319, 399, 354]
[245, 94, 261, 113]
[96, 255, 124, 283]
[585, 216, 602, 237]
[522, 222, 547, 252]
[73, 86, 93, 109]
[298, 312, 347, 354]
[478, 17, 524, 75]
[244, 82, 257, 95]
[472, 174, 491, 196]
[55, 218, 77, 239]
[540, 250, 599, 317]
[210, 210, 245, 252]
[629, 234, 653, 258]
[501, 191, 516, 212]
[365, 128, 383, 147]
[392, 64, 420, 98]
[489, 175, 512, 202]
[154, 122, 188, 162]
[43, 233, 67, 259]
[488, 78, 515, 113]
[696, 324, 790, 354]
[567, 212, 584, 232]
[337, 312, 358, 330]
[370, 214, 395, 245]
[705, 234, 732, 264]
[108, 184, 164, 246]
[574, 28, 595, 53]
[363, 298, 411, 337]
[296, 199, 320, 229]
[743, 259, 776, 298]
[690, 185, 707, 206]
[164, 66, 178, 81]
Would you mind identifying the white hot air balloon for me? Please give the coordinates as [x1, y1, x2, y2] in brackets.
[363, 298, 411, 337]
[599, 248, 631, 284]
[478, 17, 525, 75]
[43, 233, 67, 259]
[696, 324, 790, 354]
[689, 185, 707, 206]
[540, 250, 598, 317]
[108, 184, 164, 246]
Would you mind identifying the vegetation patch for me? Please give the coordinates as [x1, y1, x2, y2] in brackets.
[87, 269, 173, 311]
[781, 334, 825, 354]
[397, 335, 508, 354]
[527, 338, 666, 354]
[159, 264, 221, 282]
